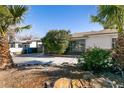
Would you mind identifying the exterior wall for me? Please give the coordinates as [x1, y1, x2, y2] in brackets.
[9, 48, 23, 54]
[37, 42, 43, 53]
[29, 42, 37, 48]
[10, 41, 43, 54]
[37, 42, 42, 46]
[15, 43, 19, 48]
[86, 33, 118, 49]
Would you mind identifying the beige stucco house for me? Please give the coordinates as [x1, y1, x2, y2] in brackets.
[69, 29, 118, 54]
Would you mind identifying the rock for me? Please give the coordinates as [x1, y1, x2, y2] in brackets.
[90, 77, 114, 88]
[71, 79, 91, 88]
[116, 84, 124, 88]
[71, 79, 83, 88]
[44, 80, 54, 88]
[70, 71, 95, 80]
[54, 78, 92, 88]
[54, 78, 71, 88]
[90, 79, 103, 88]
[82, 71, 95, 80]
[53, 77, 117, 88]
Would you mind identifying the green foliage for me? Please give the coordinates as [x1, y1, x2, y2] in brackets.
[78, 48, 112, 72]
[91, 5, 124, 69]
[0, 5, 31, 36]
[43, 30, 71, 54]
[91, 15, 111, 29]
[91, 5, 124, 32]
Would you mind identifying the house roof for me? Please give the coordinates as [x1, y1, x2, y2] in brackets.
[13, 39, 41, 43]
[72, 29, 117, 38]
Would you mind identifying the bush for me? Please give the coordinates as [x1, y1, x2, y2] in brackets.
[78, 48, 113, 72]
[43, 30, 71, 54]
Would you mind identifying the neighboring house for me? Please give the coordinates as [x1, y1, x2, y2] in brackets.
[7, 32, 43, 54]
[69, 29, 118, 54]
[9, 39, 43, 54]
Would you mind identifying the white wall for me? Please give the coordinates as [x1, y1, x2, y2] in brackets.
[10, 48, 23, 53]
[86, 33, 118, 49]
[9, 43, 23, 53]
[29, 42, 37, 48]
[10, 41, 42, 53]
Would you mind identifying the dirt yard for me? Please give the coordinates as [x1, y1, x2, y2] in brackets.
[0, 64, 124, 88]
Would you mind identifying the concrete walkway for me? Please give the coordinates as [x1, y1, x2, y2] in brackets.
[13, 54, 78, 66]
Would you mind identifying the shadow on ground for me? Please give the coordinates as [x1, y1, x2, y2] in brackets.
[15, 54, 79, 58]
[16, 60, 53, 66]
[0, 61, 124, 88]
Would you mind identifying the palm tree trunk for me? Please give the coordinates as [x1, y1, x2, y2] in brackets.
[115, 32, 124, 69]
[0, 35, 14, 69]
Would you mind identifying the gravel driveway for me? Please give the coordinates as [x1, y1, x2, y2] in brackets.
[13, 55, 78, 66]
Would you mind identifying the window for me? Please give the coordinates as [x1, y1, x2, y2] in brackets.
[18, 44, 23, 48]
[10, 43, 15, 48]
[22, 43, 29, 48]
[38, 44, 42, 48]
[70, 39, 85, 52]
[112, 38, 117, 48]
[37, 42, 42, 48]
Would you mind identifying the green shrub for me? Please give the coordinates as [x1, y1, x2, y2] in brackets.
[78, 48, 113, 72]
[43, 30, 71, 54]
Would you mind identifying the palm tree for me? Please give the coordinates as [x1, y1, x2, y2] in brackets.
[91, 5, 124, 68]
[0, 5, 31, 69]
[91, 16, 114, 29]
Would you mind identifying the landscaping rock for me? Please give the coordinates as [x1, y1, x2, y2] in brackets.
[53, 76, 118, 88]
[72, 79, 91, 88]
[90, 77, 116, 88]
[0, 63, 123, 88]
[70, 71, 95, 80]
[54, 78, 71, 88]
[53, 78, 92, 88]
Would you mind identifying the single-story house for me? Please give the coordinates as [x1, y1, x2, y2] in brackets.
[8, 29, 118, 55]
[7, 32, 43, 54]
[68, 29, 118, 54]
[9, 39, 43, 54]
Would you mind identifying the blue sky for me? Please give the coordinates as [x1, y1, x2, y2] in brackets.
[19, 5, 103, 38]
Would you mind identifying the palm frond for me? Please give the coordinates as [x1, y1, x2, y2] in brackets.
[0, 6, 13, 18]
[115, 5, 124, 10]
[91, 5, 124, 32]
[0, 5, 30, 36]
[14, 25, 32, 32]
[7, 5, 29, 24]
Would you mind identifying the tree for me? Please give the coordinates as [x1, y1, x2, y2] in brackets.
[91, 5, 124, 68]
[43, 30, 71, 54]
[0, 5, 31, 69]
[91, 16, 113, 29]
[18, 34, 39, 41]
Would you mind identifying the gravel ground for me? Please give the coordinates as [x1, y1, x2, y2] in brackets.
[0, 54, 123, 88]
[0, 65, 123, 88]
